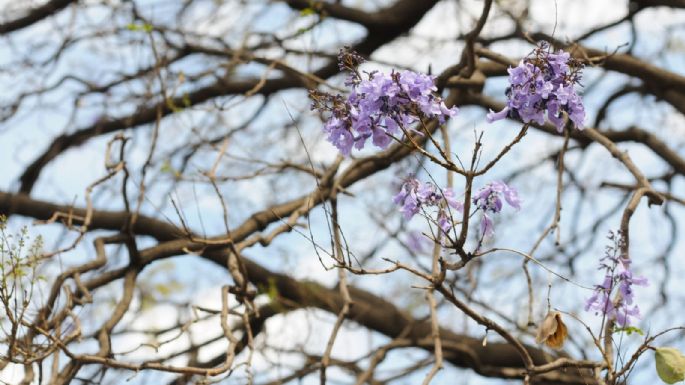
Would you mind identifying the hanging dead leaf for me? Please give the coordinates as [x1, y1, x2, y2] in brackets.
[535, 311, 568, 349]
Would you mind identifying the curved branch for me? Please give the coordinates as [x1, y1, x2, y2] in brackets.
[0, 0, 75, 34]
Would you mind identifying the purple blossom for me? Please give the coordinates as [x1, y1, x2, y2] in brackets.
[472, 181, 520, 237]
[486, 107, 509, 123]
[480, 214, 494, 237]
[310, 48, 458, 155]
[393, 177, 421, 220]
[437, 211, 452, 233]
[393, 176, 463, 232]
[324, 117, 355, 155]
[473, 181, 521, 212]
[405, 231, 432, 254]
[585, 231, 648, 327]
[441, 188, 462, 211]
[486, 41, 585, 132]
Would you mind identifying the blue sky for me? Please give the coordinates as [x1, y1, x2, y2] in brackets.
[1, 0, 685, 384]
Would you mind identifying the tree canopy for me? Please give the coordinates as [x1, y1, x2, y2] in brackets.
[1, 1, 685, 384]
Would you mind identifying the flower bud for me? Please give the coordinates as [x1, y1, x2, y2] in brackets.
[655, 347, 685, 384]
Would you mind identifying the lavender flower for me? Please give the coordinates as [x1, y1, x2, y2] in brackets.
[310, 48, 458, 155]
[404, 231, 432, 254]
[585, 231, 648, 327]
[486, 41, 585, 132]
[393, 176, 463, 232]
[472, 181, 520, 237]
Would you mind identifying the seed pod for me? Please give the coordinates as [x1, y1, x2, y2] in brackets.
[655, 347, 685, 384]
[535, 311, 568, 349]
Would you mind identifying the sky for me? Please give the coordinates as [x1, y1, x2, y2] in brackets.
[1, 0, 685, 384]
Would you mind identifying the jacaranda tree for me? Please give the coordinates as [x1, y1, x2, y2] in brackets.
[1, 1, 685, 384]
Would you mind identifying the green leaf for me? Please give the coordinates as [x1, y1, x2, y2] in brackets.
[160, 160, 174, 174]
[656, 347, 685, 384]
[160, 159, 181, 178]
[126, 23, 153, 33]
[299, 7, 316, 16]
[614, 326, 644, 336]
[14, 268, 26, 278]
[266, 277, 279, 300]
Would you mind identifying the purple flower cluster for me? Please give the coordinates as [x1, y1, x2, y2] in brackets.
[310, 48, 458, 155]
[393, 176, 463, 233]
[472, 181, 521, 237]
[585, 231, 648, 327]
[486, 42, 585, 132]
